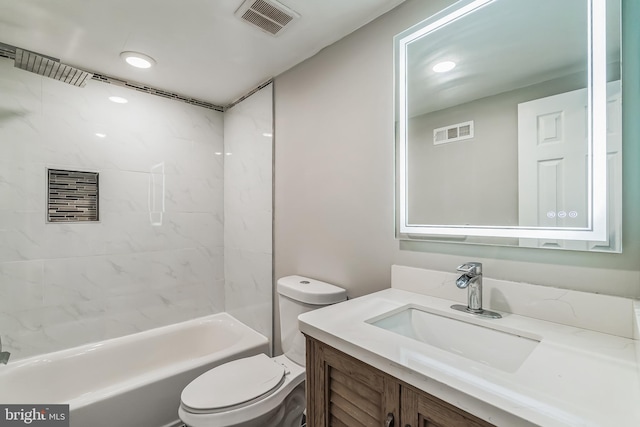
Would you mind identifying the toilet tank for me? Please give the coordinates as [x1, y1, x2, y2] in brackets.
[277, 276, 347, 366]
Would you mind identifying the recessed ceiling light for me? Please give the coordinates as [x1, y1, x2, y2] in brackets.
[95, 133, 107, 138]
[120, 51, 156, 69]
[432, 61, 456, 73]
[262, 132, 273, 137]
[108, 96, 128, 104]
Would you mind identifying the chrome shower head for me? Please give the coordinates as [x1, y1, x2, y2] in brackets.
[14, 48, 92, 87]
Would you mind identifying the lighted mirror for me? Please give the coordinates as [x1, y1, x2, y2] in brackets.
[395, 0, 622, 252]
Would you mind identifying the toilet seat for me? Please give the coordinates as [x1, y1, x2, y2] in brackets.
[179, 354, 306, 426]
[181, 354, 286, 413]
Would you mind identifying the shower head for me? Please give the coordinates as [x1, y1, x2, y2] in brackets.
[14, 48, 93, 87]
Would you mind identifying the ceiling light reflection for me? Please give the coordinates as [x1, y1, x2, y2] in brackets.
[432, 61, 456, 73]
[108, 96, 128, 104]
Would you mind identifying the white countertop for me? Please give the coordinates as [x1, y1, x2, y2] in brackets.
[298, 288, 640, 427]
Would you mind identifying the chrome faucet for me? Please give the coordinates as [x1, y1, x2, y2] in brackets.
[0, 337, 10, 365]
[451, 262, 501, 319]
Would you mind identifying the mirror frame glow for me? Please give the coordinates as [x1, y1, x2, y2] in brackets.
[396, 0, 608, 241]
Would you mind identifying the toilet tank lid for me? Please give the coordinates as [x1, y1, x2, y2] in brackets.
[277, 275, 347, 305]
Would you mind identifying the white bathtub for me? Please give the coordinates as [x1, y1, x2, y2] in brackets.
[0, 313, 269, 427]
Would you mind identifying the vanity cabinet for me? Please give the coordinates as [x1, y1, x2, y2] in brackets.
[305, 336, 495, 427]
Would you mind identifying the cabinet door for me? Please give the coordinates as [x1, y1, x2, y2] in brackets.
[401, 386, 494, 427]
[306, 336, 400, 427]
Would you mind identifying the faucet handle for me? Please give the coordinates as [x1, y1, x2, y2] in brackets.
[456, 262, 482, 275]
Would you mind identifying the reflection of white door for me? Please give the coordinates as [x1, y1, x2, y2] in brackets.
[517, 81, 621, 250]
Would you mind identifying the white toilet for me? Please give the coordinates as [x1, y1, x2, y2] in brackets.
[178, 275, 347, 427]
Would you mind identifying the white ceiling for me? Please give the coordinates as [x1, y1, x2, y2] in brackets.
[405, 0, 621, 117]
[0, 0, 406, 106]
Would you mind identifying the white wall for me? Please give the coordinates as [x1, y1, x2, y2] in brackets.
[273, 0, 640, 327]
[224, 84, 274, 343]
[0, 57, 225, 359]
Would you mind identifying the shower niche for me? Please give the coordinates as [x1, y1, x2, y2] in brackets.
[47, 168, 99, 222]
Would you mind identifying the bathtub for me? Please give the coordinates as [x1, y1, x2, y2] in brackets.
[0, 313, 269, 427]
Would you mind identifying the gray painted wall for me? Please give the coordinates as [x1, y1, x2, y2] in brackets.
[408, 73, 585, 226]
[273, 0, 639, 350]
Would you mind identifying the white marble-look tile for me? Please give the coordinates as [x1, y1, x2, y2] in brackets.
[0, 212, 108, 262]
[209, 278, 226, 314]
[0, 211, 104, 262]
[391, 265, 635, 338]
[190, 136, 225, 181]
[176, 212, 224, 251]
[182, 246, 225, 283]
[0, 161, 46, 213]
[42, 318, 106, 350]
[103, 290, 218, 335]
[101, 253, 179, 296]
[42, 221, 107, 259]
[225, 248, 273, 341]
[1, 57, 226, 358]
[0, 125, 46, 171]
[37, 76, 224, 176]
[157, 282, 215, 311]
[163, 171, 223, 214]
[224, 208, 272, 254]
[102, 313, 149, 338]
[0, 260, 44, 313]
[100, 211, 222, 254]
[223, 89, 273, 228]
[42, 257, 107, 305]
[0, 211, 47, 262]
[0, 329, 58, 361]
[0, 307, 43, 333]
[40, 249, 224, 327]
[100, 169, 151, 213]
[40, 301, 105, 332]
[223, 84, 273, 342]
[100, 212, 177, 254]
[0, 58, 42, 110]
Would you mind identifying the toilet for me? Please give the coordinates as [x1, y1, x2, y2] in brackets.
[178, 275, 347, 427]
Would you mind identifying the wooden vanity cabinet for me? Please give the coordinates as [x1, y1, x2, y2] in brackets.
[400, 386, 494, 427]
[305, 335, 399, 426]
[305, 336, 495, 427]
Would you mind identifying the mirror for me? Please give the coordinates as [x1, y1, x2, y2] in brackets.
[395, 0, 622, 252]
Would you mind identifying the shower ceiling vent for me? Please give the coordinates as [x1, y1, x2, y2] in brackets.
[235, 0, 300, 36]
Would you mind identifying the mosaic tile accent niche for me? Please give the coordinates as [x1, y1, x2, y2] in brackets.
[47, 169, 99, 222]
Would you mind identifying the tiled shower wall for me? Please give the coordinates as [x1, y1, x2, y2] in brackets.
[0, 57, 225, 359]
[224, 84, 273, 342]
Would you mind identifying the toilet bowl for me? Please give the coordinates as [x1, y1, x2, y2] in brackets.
[179, 354, 305, 427]
[178, 276, 347, 427]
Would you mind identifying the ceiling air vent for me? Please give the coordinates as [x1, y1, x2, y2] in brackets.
[433, 121, 474, 145]
[235, 0, 300, 36]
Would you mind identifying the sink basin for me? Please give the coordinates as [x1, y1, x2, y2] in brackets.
[367, 306, 540, 373]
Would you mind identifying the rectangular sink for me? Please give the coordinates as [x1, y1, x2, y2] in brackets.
[367, 306, 540, 373]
